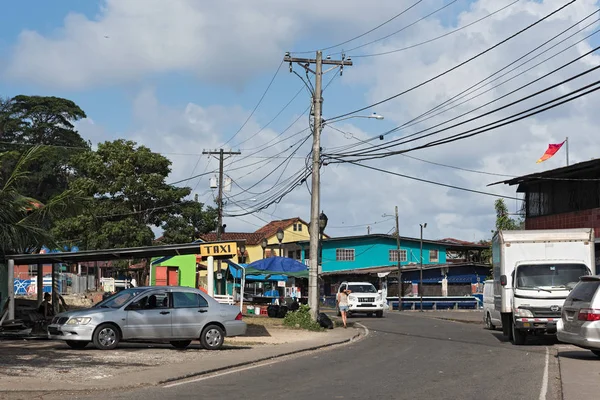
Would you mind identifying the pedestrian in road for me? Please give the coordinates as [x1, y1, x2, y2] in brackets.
[337, 288, 351, 328]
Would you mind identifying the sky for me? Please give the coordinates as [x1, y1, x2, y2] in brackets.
[1, 0, 600, 243]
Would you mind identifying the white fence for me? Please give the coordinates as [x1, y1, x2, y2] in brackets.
[99, 277, 131, 292]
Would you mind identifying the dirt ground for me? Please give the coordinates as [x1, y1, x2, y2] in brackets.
[0, 316, 328, 384]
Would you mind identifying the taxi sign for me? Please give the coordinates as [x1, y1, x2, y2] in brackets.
[199, 241, 237, 258]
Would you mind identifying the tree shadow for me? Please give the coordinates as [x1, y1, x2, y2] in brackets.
[242, 324, 271, 337]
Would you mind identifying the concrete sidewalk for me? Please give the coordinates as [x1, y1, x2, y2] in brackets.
[0, 326, 361, 392]
[556, 344, 600, 400]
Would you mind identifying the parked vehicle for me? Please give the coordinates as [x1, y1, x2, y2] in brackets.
[557, 275, 600, 357]
[337, 281, 384, 318]
[483, 280, 501, 330]
[47, 287, 246, 350]
[493, 228, 594, 345]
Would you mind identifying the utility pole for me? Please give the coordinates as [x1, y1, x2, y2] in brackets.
[203, 148, 241, 295]
[395, 206, 402, 312]
[284, 51, 352, 321]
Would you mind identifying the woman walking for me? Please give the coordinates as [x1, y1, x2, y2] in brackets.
[337, 287, 351, 328]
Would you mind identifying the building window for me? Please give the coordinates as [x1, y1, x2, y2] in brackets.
[336, 248, 355, 261]
[293, 223, 303, 232]
[296, 250, 301, 260]
[430, 249, 439, 262]
[389, 249, 407, 262]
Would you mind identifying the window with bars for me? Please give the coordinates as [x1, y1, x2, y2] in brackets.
[336, 248, 355, 261]
[429, 249, 439, 262]
[389, 249, 407, 262]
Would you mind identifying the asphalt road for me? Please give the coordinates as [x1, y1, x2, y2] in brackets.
[59, 313, 561, 400]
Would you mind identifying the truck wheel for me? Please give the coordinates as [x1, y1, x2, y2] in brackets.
[511, 321, 527, 345]
[485, 313, 495, 330]
[375, 310, 383, 318]
[591, 350, 600, 358]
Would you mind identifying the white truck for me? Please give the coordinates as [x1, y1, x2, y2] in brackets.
[493, 228, 595, 345]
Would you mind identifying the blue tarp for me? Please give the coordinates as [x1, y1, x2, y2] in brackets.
[244, 256, 308, 278]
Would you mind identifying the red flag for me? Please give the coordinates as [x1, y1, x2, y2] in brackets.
[536, 141, 566, 163]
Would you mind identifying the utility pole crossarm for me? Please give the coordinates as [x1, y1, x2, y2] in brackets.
[284, 55, 353, 67]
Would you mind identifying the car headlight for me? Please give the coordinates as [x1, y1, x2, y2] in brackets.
[66, 317, 92, 325]
[514, 308, 534, 318]
[376, 294, 382, 302]
[348, 295, 357, 302]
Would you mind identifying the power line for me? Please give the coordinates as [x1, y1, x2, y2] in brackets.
[328, 60, 600, 160]
[221, 60, 284, 146]
[326, 0, 576, 121]
[291, 0, 425, 54]
[353, 0, 520, 58]
[333, 75, 600, 164]
[339, 161, 522, 201]
[331, 0, 461, 56]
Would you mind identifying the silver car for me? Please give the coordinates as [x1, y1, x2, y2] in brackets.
[47, 287, 246, 350]
[557, 275, 600, 357]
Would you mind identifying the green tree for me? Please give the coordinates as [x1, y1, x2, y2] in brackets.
[0, 95, 90, 203]
[53, 139, 217, 250]
[494, 199, 523, 232]
[0, 146, 84, 258]
[160, 195, 218, 244]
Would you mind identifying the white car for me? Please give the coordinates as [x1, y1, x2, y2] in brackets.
[337, 281, 384, 318]
[47, 287, 246, 350]
[483, 279, 502, 330]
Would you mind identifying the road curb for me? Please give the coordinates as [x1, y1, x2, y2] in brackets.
[158, 328, 365, 385]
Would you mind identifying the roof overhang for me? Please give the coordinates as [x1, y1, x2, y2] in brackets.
[5, 241, 243, 265]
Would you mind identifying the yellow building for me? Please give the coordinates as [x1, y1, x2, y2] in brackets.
[200, 217, 315, 264]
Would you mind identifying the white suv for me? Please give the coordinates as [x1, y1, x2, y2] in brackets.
[337, 281, 384, 318]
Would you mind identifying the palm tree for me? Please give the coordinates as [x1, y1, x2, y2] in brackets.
[0, 146, 83, 258]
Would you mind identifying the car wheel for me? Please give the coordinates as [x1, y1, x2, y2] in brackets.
[591, 350, 600, 358]
[485, 313, 495, 330]
[170, 340, 192, 349]
[66, 340, 89, 350]
[376, 310, 383, 318]
[511, 321, 527, 345]
[93, 323, 120, 350]
[200, 325, 225, 350]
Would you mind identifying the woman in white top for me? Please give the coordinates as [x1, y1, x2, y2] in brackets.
[337, 288, 351, 328]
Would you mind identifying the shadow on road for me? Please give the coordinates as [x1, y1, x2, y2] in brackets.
[557, 350, 600, 360]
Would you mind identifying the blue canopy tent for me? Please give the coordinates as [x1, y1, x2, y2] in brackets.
[223, 257, 308, 312]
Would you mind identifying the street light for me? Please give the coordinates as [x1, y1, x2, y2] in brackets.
[419, 223, 427, 312]
[239, 243, 246, 264]
[261, 238, 268, 259]
[324, 113, 384, 124]
[276, 228, 284, 257]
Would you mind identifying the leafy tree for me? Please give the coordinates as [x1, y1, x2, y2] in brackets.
[160, 195, 218, 244]
[0, 146, 84, 258]
[53, 139, 217, 250]
[494, 199, 523, 232]
[0, 95, 90, 203]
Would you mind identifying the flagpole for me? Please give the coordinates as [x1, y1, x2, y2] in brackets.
[566, 137, 569, 166]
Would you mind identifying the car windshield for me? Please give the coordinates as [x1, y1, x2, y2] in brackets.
[347, 284, 377, 293]
[94, 288, 147, 309]
[516, 264, 589, 289]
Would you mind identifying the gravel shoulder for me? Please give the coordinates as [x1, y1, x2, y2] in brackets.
[0, 316, 352, 390]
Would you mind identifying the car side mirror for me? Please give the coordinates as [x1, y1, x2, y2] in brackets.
[378, 290, 382, 294]
[500, 275, 507, 286]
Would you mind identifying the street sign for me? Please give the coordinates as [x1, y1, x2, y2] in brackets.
[199, 242, 238, 258]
